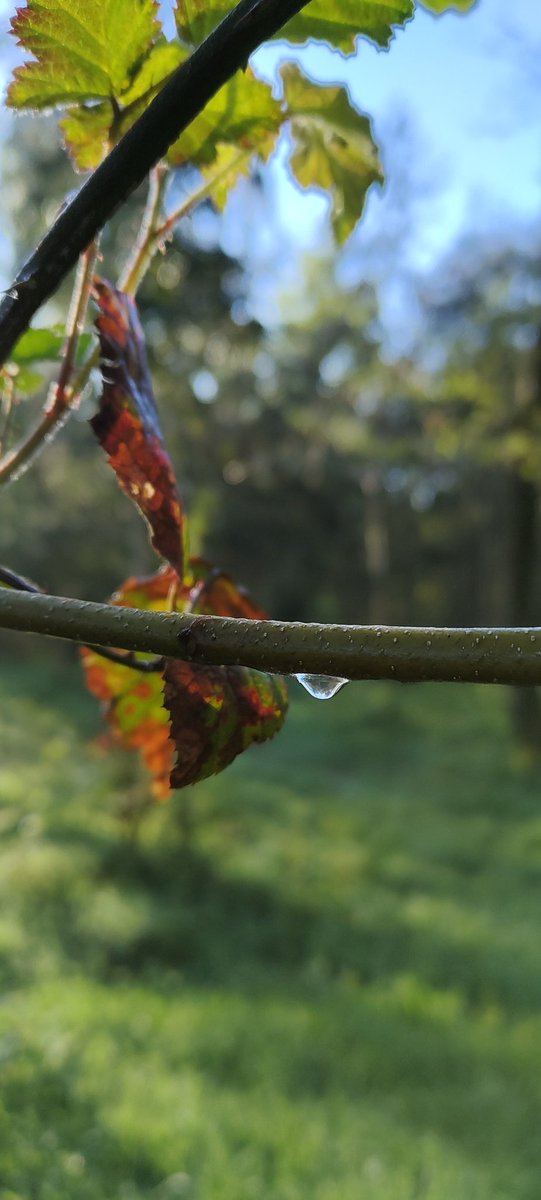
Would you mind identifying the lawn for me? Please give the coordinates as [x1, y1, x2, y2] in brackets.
[0, 648, 540, 1199]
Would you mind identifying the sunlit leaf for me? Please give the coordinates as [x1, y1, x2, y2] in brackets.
[81, 563, 288, 795]
[91, 280, 186, 577]
[418, 0, 475, 11]
[174, 0, 414, 52]
[282, 64, 382, 243]
[167, 67, 279, 169]
[6, 0, 178, 169]
[10, 326, 92, 365]
[8, 0, 161, 105]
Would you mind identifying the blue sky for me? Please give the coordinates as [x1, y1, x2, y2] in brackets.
[0, 0, 540, 307]
[247, 0, 541, 268]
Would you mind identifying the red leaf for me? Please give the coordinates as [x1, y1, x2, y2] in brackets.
[164, 659, 288, 789]
[91, 280, 185, 575]
[81, 562, 288, 795]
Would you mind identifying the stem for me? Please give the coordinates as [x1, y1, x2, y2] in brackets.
[1, 587, 541, 686]
[0, 239, 99, 485]
[0, 566, 163, 673]
[119, 149, 251, 296]
[154, 148, 251, 242]
[119, 164, 169, 296]
[0, 371, 16, 456]
[0, 0, 312, 366]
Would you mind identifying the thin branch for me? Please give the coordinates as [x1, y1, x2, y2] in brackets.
[0, 0, 312, 366]
[0, 239, 99, 485]
[1, 587, 541, 686]
[118, 164, 169, 296]
[0, 567, 163, 673]
[0, 370, 16, 456]
[119, 149, 251, 295]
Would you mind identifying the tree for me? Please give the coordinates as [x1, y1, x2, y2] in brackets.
[6, 0, 538, 803]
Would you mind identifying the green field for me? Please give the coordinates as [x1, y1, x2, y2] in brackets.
[0, 650, 541, 1199]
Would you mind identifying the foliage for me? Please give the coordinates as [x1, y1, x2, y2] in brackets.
[0, 0, 476, 795]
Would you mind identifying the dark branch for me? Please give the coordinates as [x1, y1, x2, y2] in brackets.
[0, 0, 311, 366]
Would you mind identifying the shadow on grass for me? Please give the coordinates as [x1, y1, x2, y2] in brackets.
[1, 1045, 164, 1197]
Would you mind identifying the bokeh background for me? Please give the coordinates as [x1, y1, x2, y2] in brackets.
[1, 1, 541, 1197]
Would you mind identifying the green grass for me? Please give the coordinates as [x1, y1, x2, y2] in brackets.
[1, 651, 541, 1198]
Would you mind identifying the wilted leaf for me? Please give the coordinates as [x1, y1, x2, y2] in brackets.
[81, 563, 288, 795]
[282, 64, 382, 243]
[175, 0, 414, 52]
[91, 280, 186, 576]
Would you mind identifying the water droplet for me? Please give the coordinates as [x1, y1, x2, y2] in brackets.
[295, 673, 349, 700]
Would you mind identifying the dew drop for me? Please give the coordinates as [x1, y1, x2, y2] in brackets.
[295, 673, 349, 700]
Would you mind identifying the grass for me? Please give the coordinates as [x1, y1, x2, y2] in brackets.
[0, 648, 541, 1198]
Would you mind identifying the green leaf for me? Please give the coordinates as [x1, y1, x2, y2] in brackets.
[175, 0, 414, 52]
[58, 42, 185, 170]
[167, 67, 280, 168]
[8, 0, 161, 106]
[10, 326, 92, 366]
[7, 0, 175, 170]
[282, 64, 382, 243]
[418, 0, 475, 11]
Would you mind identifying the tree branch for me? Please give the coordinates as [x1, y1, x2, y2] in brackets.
[2, 587, 541, 686]
[0, 0, 311, 367]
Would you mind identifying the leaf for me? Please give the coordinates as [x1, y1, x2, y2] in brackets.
[7, 0, 178, 169]
[174, 0, 414, 53]
[8, 0, 161, 106]
[167, 67, 280, 169]
[60, 41, 186, 170]
[91, 280, 186, 577]
[81, 563, 288, 795]
[10, 326, 92, 365]
[164, 658, 288, 788]
[418, 0, 475, 10]
[282, 64, 382, 243]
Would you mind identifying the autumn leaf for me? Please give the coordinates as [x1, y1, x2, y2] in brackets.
[91, 280, 186, 577]
[81, 564, 288, 795]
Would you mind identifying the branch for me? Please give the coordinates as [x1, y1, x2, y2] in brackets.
[0, 0, 311, 366]
[0, 239, 99, 484]
[1, 587, 541, 686]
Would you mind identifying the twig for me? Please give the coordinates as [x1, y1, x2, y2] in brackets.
[0, 371, 16, 456]
[0, 0, 312, 366]
[0, 239, 99, 485]
[1, 587, 541, 687]
[118, 164, 169, 296]
[119, 149, 251, 295]
[0, 567, 163, 673]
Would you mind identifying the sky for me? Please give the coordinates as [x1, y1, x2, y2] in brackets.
[243, 0, 541, 279]
[0, 0, 540, 319]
